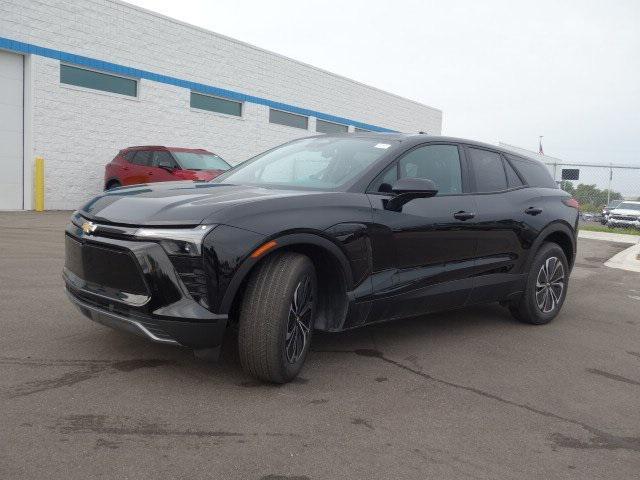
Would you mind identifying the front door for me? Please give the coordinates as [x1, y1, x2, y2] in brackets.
[366, 143, 479, 323]
[150, 151, 179, 182]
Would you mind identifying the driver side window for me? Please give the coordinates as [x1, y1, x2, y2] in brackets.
[153, 151, 178, 169]
[370, 144, 463, 195]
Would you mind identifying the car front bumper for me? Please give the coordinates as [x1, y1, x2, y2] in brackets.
[608, 218, 640, 229]
[63, 224, 227, 349]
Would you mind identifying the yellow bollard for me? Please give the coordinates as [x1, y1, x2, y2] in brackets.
[34, 156, 44, 212]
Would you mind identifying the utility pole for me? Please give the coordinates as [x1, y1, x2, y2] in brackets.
[607, 163, 613, 205]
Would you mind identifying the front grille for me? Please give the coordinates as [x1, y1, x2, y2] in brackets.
[168, 255, 209, 308]
[612, 215, 638, 221]
[65, 235, 147, 295]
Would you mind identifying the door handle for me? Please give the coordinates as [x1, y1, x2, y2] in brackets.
[525, 207, 543, 216]
[453, 211, 475, 221]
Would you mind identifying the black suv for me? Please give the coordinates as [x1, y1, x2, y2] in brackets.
[64, 134, 578, 383]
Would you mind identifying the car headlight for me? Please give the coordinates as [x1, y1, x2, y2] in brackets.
[134, 225, 216, 256]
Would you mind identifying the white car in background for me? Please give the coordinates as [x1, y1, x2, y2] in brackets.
[607, 201, 640, 229]
[600, 199, 623, 224]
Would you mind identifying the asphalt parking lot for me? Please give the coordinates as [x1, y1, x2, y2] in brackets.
[1, 211, 639, 479]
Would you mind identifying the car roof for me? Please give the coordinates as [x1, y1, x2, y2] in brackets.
[124, 146, 212, 152]
[617, 200, 640, 205]
[315, 132, 540, 161]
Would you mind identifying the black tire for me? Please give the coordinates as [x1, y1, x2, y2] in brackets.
[238, 252, 317, 383]
[106, 180, 121, 190]
[510, 242, 569, 325]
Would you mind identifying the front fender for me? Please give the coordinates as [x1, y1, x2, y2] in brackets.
[203, 226, 354, 316]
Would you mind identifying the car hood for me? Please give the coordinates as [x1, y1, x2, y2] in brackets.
[611, 208, 640, 216]
[179, 169, 226, 181]
[79, 181, 328, 226]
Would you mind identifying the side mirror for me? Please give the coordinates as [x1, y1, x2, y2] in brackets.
[384, 177, 438, 212]
[157, 160, 176, 172]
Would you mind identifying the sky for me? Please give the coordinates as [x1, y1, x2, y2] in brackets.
[126, 0, 639, 171]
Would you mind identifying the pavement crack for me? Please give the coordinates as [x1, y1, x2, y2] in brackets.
[57, 414, 243, 438]
[53, 414, 301, 442]
[1, 356, 176, 398]
[550, 432, 640, 452]
[586, 368, 640, 387]
[351, 417, 374, 430]
[314, 348, 640, 452]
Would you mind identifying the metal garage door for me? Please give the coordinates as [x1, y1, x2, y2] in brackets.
[0, 50, 23, 210]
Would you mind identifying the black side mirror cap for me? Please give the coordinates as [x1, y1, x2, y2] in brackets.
[384, 178, 438, 212]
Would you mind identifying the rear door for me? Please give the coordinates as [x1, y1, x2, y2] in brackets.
[366, 142, 479, 322]
[464, 146, 531, 303]
[126, 150, 153, 185]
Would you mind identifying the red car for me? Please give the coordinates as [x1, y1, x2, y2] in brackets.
[104, 146, 231, 190]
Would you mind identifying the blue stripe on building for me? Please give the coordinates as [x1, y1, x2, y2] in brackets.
[0, 36, 396, 133]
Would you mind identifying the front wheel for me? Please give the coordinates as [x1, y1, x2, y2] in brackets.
[510, 243, 569, 325]
[105, 180, 121, 190]
[238, 252, 317, 383]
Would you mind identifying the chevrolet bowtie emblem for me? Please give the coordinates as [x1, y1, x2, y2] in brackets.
[81, 221, 97, 234]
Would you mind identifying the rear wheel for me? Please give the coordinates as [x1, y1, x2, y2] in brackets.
[238, 252, 317, 383]
[510, 242, 568, 325]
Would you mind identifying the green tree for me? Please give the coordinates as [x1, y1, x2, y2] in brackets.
[568, 183, 622, 211]
[559, 180, 575, 195]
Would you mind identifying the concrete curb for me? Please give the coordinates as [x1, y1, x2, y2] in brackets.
[604, 243, 640, 273]
[578, 230, 640, 273]
[578, 230, 640, 245]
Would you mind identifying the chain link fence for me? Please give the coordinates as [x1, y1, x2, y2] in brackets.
[544, 162, 640, 213]
[499, 143, 640, 219]
[544, 162, 640, 228]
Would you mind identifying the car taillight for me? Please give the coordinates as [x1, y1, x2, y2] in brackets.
[563, 198, 580, 209]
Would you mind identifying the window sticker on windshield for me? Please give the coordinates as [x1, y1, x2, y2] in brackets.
[374, 143, 391, 149]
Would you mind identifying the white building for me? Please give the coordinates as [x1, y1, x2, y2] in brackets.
[0, 0, 442, 210]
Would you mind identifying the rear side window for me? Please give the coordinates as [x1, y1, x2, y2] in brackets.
[504, 158, 524, 187]
[131, 151, 153, 166]
[123, 151, 136, 162]
[507, 155, 556, 188]
[467, 148, 507, 192]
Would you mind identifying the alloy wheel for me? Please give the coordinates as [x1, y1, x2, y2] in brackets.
[535, 256, 565, 314]
[285, 276, 313, 364]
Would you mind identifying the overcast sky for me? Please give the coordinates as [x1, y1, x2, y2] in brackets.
[127, 0, 639, 168]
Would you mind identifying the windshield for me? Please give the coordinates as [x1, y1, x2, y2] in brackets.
[607, 200, 622, 208]
[213, 137, 393, 190]
[174, 152, 230, 171]
[616, 202, 640, 211]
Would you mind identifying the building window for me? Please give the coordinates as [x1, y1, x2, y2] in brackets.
[316, 119, 348, 134]
[60, 64, 137, 97]
[354, 127, 370, 132]
[269, 109, 308, 129]
[190, 92, 242, 117]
